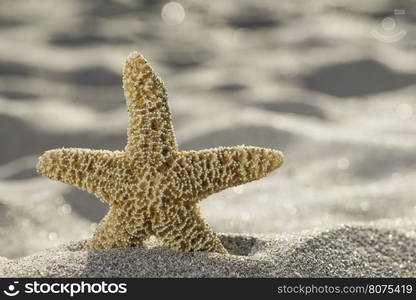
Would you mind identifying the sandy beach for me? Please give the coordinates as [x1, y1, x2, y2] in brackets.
[2, 223, 416, 277]
[1, 0, 416, 277]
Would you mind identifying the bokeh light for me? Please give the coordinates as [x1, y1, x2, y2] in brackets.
[161, 2, 185, 25]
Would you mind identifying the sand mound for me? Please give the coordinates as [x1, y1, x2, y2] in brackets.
[2, 224, 415, 278]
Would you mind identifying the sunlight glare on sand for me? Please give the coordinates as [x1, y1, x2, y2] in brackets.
[396, 103, 413, 120]
[337, 157, 350, 170]
[48, 232, 58, 241]
[58, 204, 72, 216]
[233, 185, 245, 194]
[161, 2, 185, 25]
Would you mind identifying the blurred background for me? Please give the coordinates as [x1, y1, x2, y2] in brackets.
[0, 0, 415, 258]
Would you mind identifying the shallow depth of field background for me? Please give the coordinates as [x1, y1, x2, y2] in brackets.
[0, 0, 415, 258]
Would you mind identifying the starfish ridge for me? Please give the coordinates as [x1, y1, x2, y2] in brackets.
[37, 51, 284, 254]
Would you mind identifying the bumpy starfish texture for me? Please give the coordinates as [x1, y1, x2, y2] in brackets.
[37, 51, 284, 254]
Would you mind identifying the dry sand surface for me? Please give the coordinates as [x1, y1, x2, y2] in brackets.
[1, 0, 416, 277]
[2, 225, 416, 277]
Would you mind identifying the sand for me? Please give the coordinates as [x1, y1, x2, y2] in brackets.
[2, 223, 416, 277]
[1, 0, 416, 277]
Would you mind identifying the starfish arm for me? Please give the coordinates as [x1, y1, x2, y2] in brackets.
[153, 204, 228, 254]
[123, 51, 178, 161]
[178, 146, 283, 200]
[37, 148, 124, 204]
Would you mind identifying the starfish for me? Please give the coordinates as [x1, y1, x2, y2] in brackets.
[36, 51, 284, 254]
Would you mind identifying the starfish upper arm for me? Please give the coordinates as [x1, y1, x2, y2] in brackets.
[123, 52, 178, 161]
[182, 147, 283, 200]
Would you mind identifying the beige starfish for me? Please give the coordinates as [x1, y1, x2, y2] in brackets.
[36, 51, 284, 254]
